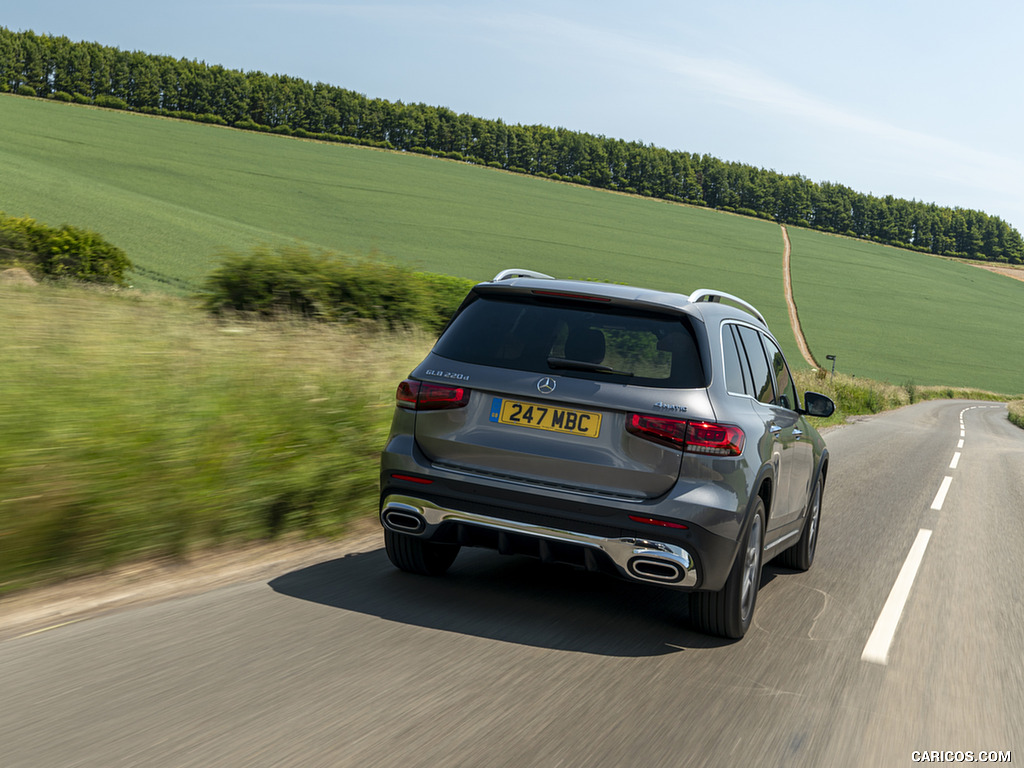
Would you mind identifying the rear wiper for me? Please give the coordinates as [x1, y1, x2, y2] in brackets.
[547, 357, 634, 376]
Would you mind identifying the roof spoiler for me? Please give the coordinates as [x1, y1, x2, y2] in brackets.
[487, 271, 766, 326]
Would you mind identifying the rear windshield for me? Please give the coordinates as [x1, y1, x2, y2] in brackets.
[432, 294, 705, 388]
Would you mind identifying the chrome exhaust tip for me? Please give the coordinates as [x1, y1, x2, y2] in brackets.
[382, 508, 426, 534]
[628, 557, 684, 584]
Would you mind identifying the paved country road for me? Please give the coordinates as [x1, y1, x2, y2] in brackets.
[1, 401, 1021, 768]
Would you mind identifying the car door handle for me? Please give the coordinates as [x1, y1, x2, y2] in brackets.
[770, 425, 782, 435]
[792, 429, 804, 440]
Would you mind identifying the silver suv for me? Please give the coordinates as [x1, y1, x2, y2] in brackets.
[379, 269, 835, 638]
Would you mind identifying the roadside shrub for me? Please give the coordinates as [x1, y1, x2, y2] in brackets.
[794, 369, 1011, 427]
[415, 271, 477, 331]
[1007, 400, 1024, 430]
[201, 246, 475, 332]
[795, 371, 904, 419]
[903, 379, 918, 404]
[0, 212, 133, 285]
[94, 94, 128, 110]
[17, 84, 36, 97]
[50, 91, 73, 102]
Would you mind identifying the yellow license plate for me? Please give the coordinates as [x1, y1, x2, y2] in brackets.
[489, 398, 601, 438]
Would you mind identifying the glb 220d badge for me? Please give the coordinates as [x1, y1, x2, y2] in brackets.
[425, 369, 471, 381]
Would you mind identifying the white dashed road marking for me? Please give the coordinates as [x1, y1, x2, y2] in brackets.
[862, 528, 933, 665]
[862, 405, 1003, 665]
[931, 476, 953, 510]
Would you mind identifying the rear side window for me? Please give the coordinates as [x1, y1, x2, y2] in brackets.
[723, 324, 751, 396]
[735, 325, 775, 404]
[432, 295, 705, 388]
[762, 336, 799, 411]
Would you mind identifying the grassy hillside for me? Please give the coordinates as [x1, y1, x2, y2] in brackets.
[0, 95, 798, 355]
[3, 93, 1023, 393]
[788, 227, 1024, 394]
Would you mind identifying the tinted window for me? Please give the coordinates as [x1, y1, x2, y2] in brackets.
[723, 324, 750, 396]
[762, 336, 799, 411]
[735, 325, 774, 404]
[433, 295, 705, 388]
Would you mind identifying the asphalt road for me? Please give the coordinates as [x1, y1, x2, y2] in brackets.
[1, 400, 1021, 768]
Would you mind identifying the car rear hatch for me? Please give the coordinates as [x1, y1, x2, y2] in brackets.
[403, 286, 718, 501]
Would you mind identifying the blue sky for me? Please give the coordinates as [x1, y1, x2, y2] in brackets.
[6, 0, 1024, 231]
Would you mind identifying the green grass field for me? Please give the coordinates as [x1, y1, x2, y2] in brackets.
[3, 92, 1023, 393]
[788, 227, 1024, 394]
[1, 94, 797, 355]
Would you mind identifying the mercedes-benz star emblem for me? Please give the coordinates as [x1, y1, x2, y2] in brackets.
[537, 377, 556, 394]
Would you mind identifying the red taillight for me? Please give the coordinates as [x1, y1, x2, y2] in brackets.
[626, 413, 689, 448]
[396, 379, 470, 410]
[628, 515, 688, 530]
[626, 413, 744, 456]
[685, 421, 745, 456]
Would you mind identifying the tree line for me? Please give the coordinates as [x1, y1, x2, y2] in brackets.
[3, 27, 1021, 264]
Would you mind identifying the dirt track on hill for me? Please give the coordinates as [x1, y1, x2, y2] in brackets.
[781, 224, 819, 368]
[973, 263, 1024, 282]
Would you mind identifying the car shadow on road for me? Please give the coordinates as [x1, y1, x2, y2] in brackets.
[269, 546, 788, 657]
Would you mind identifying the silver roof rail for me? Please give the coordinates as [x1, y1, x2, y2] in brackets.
[688, 289, 766, 326]
[492, 268, 555, 282]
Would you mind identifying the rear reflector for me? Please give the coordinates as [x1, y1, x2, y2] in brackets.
[626, 413, 744, 456]
[396, 379, 470, 410]
[628, 515, 688, 530]
[391, 473, 434, 485]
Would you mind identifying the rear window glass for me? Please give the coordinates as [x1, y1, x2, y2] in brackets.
[432, 295, 705, 388]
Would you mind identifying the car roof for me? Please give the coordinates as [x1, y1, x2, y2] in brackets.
[475, 270, 768, 329]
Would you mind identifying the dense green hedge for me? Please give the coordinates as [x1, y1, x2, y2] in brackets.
[0, 211, 133, 285]
[201, 246, 475, 332]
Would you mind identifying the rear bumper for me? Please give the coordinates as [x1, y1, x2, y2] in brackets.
[381, 493, 698, 589]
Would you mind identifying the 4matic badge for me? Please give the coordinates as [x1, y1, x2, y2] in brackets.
[653, 401, 687, 413]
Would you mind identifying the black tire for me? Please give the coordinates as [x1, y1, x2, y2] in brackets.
[384, 529, 460, 576]
[778, 475, 822, 572]
[689, 498, 765, 639]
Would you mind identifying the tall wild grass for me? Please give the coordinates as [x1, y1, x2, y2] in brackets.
[793, 369, 1009, 425]
[0, 284, 428, 593]
[1009, 400, 1024, 430]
